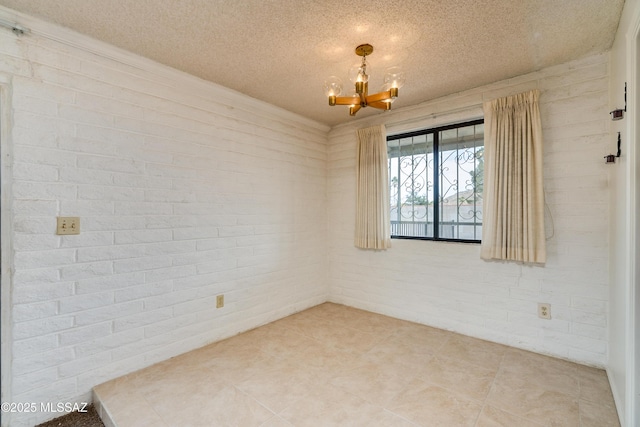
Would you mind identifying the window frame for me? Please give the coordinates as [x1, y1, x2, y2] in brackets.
[387, 118, 484, 244]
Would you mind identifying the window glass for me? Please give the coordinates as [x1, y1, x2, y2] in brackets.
[388, 120, 484, 242]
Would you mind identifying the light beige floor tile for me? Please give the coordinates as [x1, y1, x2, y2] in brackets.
[576, 364, 616, 403]
[148, 382, 274, 427]
[279, 383, 411, 427]
[339, 309, 408, 336]
[94, 380, 169, 427]
[202, 347, 282, 384]
[224, 319, 293, 349]
[93, 374, 136, 400]
[279, 336, 356, 370]
[475, 405, 544, 427]
[313, 325, 381, 354]
[497, 348, 580, 397]
[579, 398, 621, 427]
[329, 360, 414, 406]
[256, 327, 319, 358]
[302, 302, 369, 324]
[387, 379, 483, 427]
[259, 415, 295, 426]
[235, 360, 319, 413]
[363, 334, 434, 376]
[210, 328, 278, 359]
[421, 356, 496, 400]
[106, 355, 192, 393]
[487, 381, 580, 427]
[273, 310, 341, 339]
[166, 342, 223, 367]
[133, 359, 223, 402]
[438, 333, 508, 372]
[388, 323, 453, 354]
[101, 392, 168, 427]
[93, 302, 621, 427]
[364, 410, 419, 426]
[289, 352, 362, 386]
[140, 367, 227, 407]
[364, 355, 435, 383]
[503, 348, 580, 375]
[217, 321, 304, 358]
[366, 332, 434, 359]
[296, 304, 361, 329]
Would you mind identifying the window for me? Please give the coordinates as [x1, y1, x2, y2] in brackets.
[388, 119, 484, 242]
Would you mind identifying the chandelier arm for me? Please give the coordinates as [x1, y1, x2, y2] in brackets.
[367, 101, 392, 111]
[333, 96, 361, 106]
[366, 90, 395, 103]
[349, 104, 362, 116]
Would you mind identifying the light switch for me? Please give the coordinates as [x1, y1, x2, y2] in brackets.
[56, 217, 80, 235]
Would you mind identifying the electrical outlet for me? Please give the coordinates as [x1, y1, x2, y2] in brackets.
[216, 295, 224, 309]
[56, 217, 80, 235]
[538, 303, 551, 319]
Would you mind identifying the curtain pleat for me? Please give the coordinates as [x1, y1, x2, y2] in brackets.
[481, 90, 546, 263]
[355, 124, 391, 250]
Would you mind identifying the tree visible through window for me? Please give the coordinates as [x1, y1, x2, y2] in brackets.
[387, 119, 484, 242]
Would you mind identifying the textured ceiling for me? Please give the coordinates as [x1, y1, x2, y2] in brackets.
[0, 0, 626, 127]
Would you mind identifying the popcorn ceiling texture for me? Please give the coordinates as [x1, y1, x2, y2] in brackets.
[0, 0, 625, 126]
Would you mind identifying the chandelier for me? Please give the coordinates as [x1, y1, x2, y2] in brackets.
[323, 44, 405, 116]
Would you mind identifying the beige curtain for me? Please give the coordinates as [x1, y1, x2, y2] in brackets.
[355, 124, 391, 249]
[481, 90, 546, 263]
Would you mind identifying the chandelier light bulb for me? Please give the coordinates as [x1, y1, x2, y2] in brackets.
[323, 76, 343, 97]
[349, 63, 369, 84]
[383, 66, 405, 89]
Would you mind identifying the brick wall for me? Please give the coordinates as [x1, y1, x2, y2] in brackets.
[0, 17, 328, 427]
[328, 53, 610, 367]
[0, 7, 614, 427]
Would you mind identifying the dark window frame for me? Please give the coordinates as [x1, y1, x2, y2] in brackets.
[387, 118, 484, 244]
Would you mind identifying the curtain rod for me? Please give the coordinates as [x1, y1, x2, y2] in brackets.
[386, 102, 484, 131]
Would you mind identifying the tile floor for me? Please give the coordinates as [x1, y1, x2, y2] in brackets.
[93, 303, 620, 427]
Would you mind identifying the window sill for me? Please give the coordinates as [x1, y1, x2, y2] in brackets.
[391, 236, 481, 244]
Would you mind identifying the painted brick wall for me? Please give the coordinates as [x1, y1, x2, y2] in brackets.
[0, 17, 328, 427]
[0, 7, 614, 427]
[328, 53, 610, 367]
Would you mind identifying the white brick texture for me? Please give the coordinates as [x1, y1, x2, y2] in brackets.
[1, 17, 328, 427]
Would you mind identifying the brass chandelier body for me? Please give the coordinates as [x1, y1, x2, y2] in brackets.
[325, 44, 404, 116]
